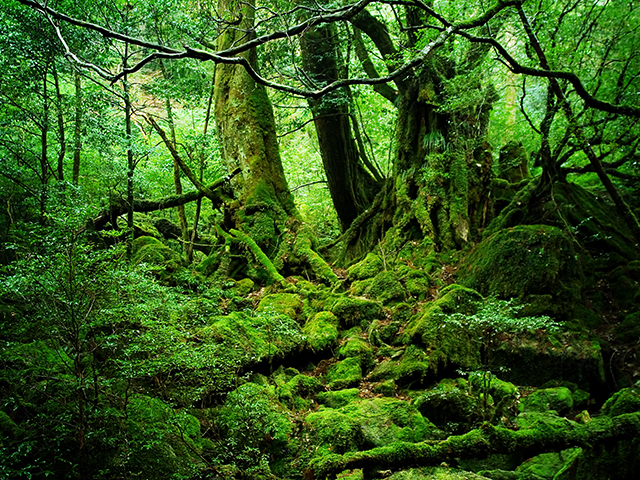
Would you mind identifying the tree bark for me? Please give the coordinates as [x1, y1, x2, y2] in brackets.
[301, 19, 380, 231]
[214, 0, 297, 254]
[72, 70, 82, 185]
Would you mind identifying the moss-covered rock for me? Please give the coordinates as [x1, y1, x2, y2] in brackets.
[400, 266, 433, 301]
[306, 397, 442, 459]
[615, 311, 640, 343]
[515, 448, 580, 480]
[402, 284, 484, 373]
[367, 270, 407, 305]
[348, 253, 384, 280]
[198, 311, 304, 366]
[601, 385, 640, 416]
[303, 311, 339, 352]
[368, 344, 434, 386]
[256, 293, 303, 322]
[519, 387, 574, 415]
[339, 328, 374, 371]
[317, 388, 360, 409]
[327, 357, 363, 389]
[233, 277, 255, 297]
[388, 467, 492, 479]
[131, 236, 183, 270]
[329, 296, 385, 328]
[459, 225, 582, 307]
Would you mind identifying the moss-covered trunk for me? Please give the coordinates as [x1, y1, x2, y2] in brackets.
[214, 0, 297, 255]
[301, 21, 379, 231]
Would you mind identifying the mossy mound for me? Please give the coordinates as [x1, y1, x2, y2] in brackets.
[348, 253, 384, 280]
[327, 357, 363, 389]
[601, 384, 640, 416]
[339, 327, 375, 371]
[459, 225, 582, 306]
[519, 387, 574, 415]
[303, 311, 339, 352]
[131, 236, 183, 270]
[198, 311, 304, 366]
[305, 397, 442, 458]
[367, 270, 407, 305]
[257, 293, 303, 322]
[368, 344, 435, 386]
[414, 378, 488, 432]
[402, 284, 484, 372]
[388, 467, 492, 479]
[328, 296, 385, 328]
[490, 333, 605, 392]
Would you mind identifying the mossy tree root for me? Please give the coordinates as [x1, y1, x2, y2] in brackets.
[229, 228, 287, 287]
[310, 412, 640, 479]
[293, 226, 339, 285]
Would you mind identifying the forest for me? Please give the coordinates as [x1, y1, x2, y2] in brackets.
[1, 0, 640, 478]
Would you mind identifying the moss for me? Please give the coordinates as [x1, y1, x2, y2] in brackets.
[198, 311, 304, 366]
[293, 225, 340, 285]
[233, 277, 255, 297]
[615, 311, 640, 343]
[277, 374, 322, 408]
[403, 285, 484, 372]
[369, 344, 434, 385]
[459, 225, 583, 306]
[367, 270, 407, 305]
[131, 236, 183, 269]
[318, 388, 360, 408]
[303, 311, 339, 352]
[373, 379, 397, 397]
[327, 357, 363, 389]
[257, 293, 303, 321]
[329, 296, 385, 328]
[388, 467, 493, 479]
[601, 385, 640, 416]
[515, 449, 580, 480]
[414, 378, 485, 432]
[347, 253, 384, 280]
[491, 333, 605, 392]
[230, 228, 286, 286]
[132, 213, 163, 239]
[339, 328, 375, 370]
[519, 387, 574, 415]
[400, 266, 433, 301]
[306, 397, 442, 461]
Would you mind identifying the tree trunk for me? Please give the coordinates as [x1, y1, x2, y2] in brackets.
[214, 0, 297, 255]
[301, 21, 379, 231]
[72, 70, 82, 185]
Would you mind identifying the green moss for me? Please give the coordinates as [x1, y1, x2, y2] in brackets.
[515, 449, 580, 480]
[131, 236, 183, 269]
[347, 253, 384, 281]
[306, 397, 442, 460]
[303, 311, 339, 352]
[339, 328, 374, 371]
[198, 311, 304, 366]
[277, 374, 322, 408]
[327, 357, 363, 389]
[373, 379, 397, 397]
[318, 388, 360, 408]
[400, 266, 433, 301]
[388, 467, 493, 479]
[601, 385, 640, 416]
[369, 344, 434, 385]
[519, 387, 574, 415]
[367, 270, 407, 305]
[329, 296, 385, 328]
[459, 225, 583, 305]
[414, 378, 485, 431]
[403, 285, 484, 372]
[233, 277, 255, 297]
[615, 311, 640, 343]
[257, 293, 303, 321]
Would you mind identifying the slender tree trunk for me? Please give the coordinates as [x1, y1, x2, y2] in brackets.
[52, 65, 65, 182]
[40, 64, 49, 222]
[301, 21, 379, 231]
[214, 0, 297, 253]
[72, 70, 82, 185]
[123, 57, 135, 248]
